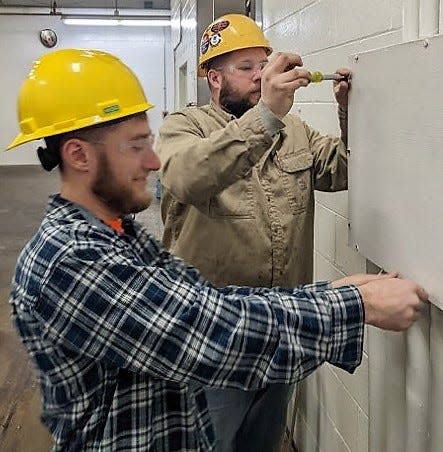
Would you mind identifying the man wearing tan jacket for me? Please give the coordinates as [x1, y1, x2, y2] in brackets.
[157, 13, 352, 452]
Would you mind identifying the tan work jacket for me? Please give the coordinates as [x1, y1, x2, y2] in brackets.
[157, 101, 347, 288]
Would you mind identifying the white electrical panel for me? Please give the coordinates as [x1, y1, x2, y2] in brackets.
[348, 33, 443, 310]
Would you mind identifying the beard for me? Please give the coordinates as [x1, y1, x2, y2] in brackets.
[92, 150, 152, 215]
[219, 78, 260, 118]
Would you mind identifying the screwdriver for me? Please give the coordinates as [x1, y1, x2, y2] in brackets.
[309, 71, 349, 83]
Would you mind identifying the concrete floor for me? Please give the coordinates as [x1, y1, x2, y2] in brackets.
[0, 165, 163, 451]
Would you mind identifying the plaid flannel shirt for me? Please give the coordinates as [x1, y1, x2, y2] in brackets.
[10, 195, 364, 451]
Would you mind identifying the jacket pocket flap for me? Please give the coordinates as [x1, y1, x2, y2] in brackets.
[276, 152, 313, 173]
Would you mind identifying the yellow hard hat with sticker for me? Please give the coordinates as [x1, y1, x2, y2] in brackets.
[7, 48, 153, 150]
[198, 14, 272, 77]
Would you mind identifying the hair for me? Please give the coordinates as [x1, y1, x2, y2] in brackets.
[37, 112, 147, 172]
[205, 53, 231, 92]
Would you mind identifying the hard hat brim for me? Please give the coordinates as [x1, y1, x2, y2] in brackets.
[6, 101, 154, 151]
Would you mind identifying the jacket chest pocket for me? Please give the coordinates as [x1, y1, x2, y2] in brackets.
[275, 151, 314, 215]
[208, 177, 254, 218]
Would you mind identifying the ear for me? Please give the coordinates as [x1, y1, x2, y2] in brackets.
[61, 138, 92, 172]
[207, 68, 223, 91]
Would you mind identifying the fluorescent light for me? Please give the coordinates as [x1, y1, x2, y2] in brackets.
[62, 17, 170, 27]
[63, 18, 118, 26]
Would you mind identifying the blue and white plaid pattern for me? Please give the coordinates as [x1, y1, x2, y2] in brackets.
[10, 195, 363, 451]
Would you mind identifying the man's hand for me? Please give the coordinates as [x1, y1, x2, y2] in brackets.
[333, 67, 351, 109]
[358, 277, 428, 331]
[331, 272, 397, 288]
[261, 52, 311, 120]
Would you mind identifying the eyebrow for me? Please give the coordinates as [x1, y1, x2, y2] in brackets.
[236, 58, 269, 63]
[130, 132, 151, 140]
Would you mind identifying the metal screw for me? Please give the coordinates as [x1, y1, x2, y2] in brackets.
[355, 244, 359, 252]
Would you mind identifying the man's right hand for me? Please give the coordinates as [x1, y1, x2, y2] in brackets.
[260, 52, 310, 120]
[358, 277, 428, 331]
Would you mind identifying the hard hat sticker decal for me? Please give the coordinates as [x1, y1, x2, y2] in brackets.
[211, 20, 229, 34]
[209, 34, 222, 47]
[103, 105, 120, 114]
[200, 33, 210, 54]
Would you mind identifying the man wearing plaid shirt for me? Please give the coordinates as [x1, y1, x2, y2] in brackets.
[7, 49, 427, 451]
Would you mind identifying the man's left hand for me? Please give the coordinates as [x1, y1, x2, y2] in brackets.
[333, 68, 351, 109]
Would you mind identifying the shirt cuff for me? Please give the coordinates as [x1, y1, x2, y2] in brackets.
[257, 99, 285, 137]
[301, 281, 331, 293]
[325, 285, 364, 373]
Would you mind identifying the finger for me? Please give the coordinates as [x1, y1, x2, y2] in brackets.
[334, 81, 349, 91]
[416, 285, 429, 302]
[335, 67, 351, 77]
[282, 78, 310, 91]
[269, 52, 303, 74]
[279, 68, 311, 84]
[375, 272, 395, 280]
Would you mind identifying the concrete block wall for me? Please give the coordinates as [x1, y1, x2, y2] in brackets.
[171, 0, 198, 107]
[262, 1, 404, 451]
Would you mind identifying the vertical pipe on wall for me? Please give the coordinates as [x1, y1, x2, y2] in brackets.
[419, 0, 439, 37]
[430, 305, 443, 452]
[440, 0, 443, 33]
[369, 329, 408, 452]
[405, 307, 431, 452]
[403, 0, 420, 41]
[368, 329, 387, 452]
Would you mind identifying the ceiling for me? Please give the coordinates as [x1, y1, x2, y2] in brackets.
[0, 0, 170, 9]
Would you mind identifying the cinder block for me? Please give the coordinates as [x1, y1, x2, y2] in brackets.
[356, 408, 369, 452]
[314, 203, 336, 262]
[317, 365, 360, 451]
[263, 0, 314, 30]
[335, 214, 366, 274]
[314, 251, 345, 282]
[316, 191, 348, 218]
[331, 352, 369, 415]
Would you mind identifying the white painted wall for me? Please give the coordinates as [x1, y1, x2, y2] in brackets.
[171, 0, 198, 107]
[0, 14, 173, 165]
[262, 1, 442, 452]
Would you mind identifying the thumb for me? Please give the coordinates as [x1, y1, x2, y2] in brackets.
[416, 285, 429, 302]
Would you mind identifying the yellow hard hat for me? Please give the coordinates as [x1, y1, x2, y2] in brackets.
[198, 14, 272, 77]
[7, 48, 153, 150]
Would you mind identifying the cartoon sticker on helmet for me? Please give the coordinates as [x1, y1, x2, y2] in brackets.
[210, 33, 222, 47]
[211, 20, 229, 34]
[200, 33, 210, 54]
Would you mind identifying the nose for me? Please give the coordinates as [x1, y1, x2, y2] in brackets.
[142, 148, 161, 171]
[252, 69, 262, 82]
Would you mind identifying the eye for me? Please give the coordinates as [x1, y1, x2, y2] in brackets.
[237, 64, 253, 72]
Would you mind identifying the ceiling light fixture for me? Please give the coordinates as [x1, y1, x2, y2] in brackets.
[61, 17, 170, 27]
[60, 0, 170, 27]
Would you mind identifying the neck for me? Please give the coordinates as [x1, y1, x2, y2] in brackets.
[60, 181, 120, 221]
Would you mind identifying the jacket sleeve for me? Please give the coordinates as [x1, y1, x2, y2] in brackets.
[303, 121, 348, 192]
[157, 105, 274, 205]
[34, 233, 364, 390]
